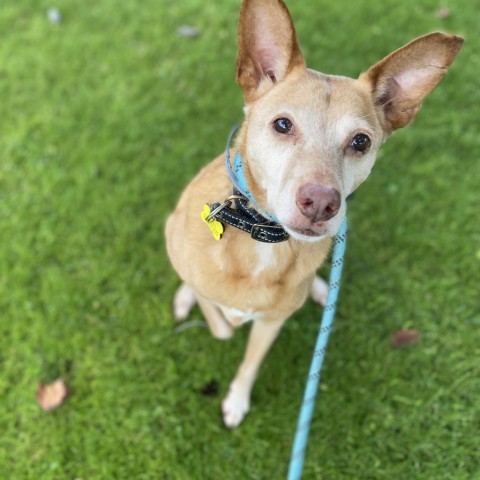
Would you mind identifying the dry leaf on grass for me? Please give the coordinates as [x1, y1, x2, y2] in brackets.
[37, 378, 69, 411]
[391, 329, 420, 349]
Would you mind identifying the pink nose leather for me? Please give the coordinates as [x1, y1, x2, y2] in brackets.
[295, 184, 341, 223]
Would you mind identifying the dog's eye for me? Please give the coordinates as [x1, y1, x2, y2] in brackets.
[350, 134, 371, 153]
[273, 118, 293, 134]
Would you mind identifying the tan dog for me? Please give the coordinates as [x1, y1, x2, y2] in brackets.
[165, 0, 463, 428]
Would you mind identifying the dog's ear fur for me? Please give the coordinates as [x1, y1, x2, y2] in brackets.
[361, 32, 464, 131]
[236, 0, 305, 103]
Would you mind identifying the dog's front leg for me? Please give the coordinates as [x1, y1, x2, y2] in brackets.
[222, 316, 286, 428]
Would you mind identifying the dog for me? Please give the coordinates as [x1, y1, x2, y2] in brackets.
[165, 0, 463, 428]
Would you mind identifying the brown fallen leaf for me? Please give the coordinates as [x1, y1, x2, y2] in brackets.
[391, 329, 420, 349]
[37, 378, 69, 411]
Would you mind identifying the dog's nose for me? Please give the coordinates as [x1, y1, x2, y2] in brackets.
[295, 184, 341, 222]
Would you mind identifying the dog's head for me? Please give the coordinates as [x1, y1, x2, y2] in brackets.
[235, 0, 463, 242]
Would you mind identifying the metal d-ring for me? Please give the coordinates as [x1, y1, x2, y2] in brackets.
[206, 200, 232, 222]
[206, 194, 247, 222]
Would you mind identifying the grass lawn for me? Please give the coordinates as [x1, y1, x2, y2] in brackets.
[0, 0, 479, 478]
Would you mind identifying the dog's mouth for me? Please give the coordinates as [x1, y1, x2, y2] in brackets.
[285, 225, 327, 241]
[289, 227, 323, 236]
[284, 215, 345, 241]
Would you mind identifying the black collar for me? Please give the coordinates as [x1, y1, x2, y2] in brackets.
[208, 188, 289, 243]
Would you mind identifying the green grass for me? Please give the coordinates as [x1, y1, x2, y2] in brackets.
[0, 0, 479, 478]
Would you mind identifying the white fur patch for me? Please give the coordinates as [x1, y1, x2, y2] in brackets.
[218, 305, 263, 326]
[252, 242, 277, 276]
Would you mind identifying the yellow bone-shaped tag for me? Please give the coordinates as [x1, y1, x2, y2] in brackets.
[201, 204, 224, 240]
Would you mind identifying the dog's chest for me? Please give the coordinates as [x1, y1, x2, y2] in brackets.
[202, 228, 329, 319]
[215, 243, 276, 326]
[251, 242, 278, 276]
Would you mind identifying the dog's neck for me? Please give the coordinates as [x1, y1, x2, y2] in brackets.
[225, 127, 279, 224]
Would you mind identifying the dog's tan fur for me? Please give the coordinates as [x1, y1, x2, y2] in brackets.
[165, 0, 463, 428]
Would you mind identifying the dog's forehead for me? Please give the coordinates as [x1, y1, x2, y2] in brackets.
[311, 71, 374, 118]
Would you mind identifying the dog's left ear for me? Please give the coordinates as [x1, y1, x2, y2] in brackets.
[361, 32, 464, 131]
[236, 0, 306, 103]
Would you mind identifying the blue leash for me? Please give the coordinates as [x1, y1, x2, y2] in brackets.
[288, 218, 347, 480]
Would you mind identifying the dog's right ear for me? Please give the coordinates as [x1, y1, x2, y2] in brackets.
[236, 0, 305, 103]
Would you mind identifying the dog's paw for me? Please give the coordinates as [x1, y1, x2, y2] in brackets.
[173, 283, 197, 321]
[221, 384, 250, 429]
[311, 275, 329, 306]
